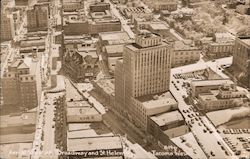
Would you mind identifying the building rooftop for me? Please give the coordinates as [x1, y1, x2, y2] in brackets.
[138, 91, 176, 105]
[126, 40, 168, 51]
[150, 110, 184, 127]
[0, 112, 37, 128]
[67, 100, 91, 108]
[0, 133, 35, 144]
[95, 79, 115, 95]
[78, 48, 98, 58]
[68, 123, 91, 132]
[198, 92, 218, 101]
[105, 45, 124, 54]
[67, 107, 99, 117]
[149, 22, 169, 30]
[215, 32, 235, 42]
[191, 79, 234, 87]
[67, 128, 113, 139]
[67, 136, 122, 151]
[174, 41, 199, 51]
[20, 39, 45, 47]
[209, 42, 234, 46]
[99, 31, 130, 42]
[137, 92, 178, 115]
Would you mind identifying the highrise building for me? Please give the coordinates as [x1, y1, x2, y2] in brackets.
[232, 36, 250, 88]
[1, 13, 15, 42]
[115, 32, 173, 130]
[2, 53, 41, 114]
[27, 4, 48, 32]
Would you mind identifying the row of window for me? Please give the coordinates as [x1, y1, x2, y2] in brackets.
[175, 51, 199, 56]
[20, 76, 34, 81]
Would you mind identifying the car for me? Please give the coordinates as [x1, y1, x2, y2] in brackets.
[195, 117, 199, 121]
[187, 114, 191, 118]
[198, 122, 202, 126]
[225, 151, 229, 156]
[221, 146, 225, 150]
[203, 129, 207, 133]
[235, 150, 241, 155]
[176, 88, 179, 91]
[190, 123, 193, 127]
[212, 59, 216, 62]
[191, 120, 194, 124]
[177, 80, 180, 83]
[52, 125, 55, 128]
[210, 151, 215, 156]
[183, 110, 186, 113]
[209, 130, 213, 133]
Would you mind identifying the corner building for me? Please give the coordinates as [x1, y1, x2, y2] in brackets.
[115, 33, 173, 131]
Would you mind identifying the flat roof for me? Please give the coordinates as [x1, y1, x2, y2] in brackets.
[67, 136, 122, 151]
[191, 79, 234, 87]
[95, 79, 115, 95]
[209, 42, 234, 46]
[67, 107, 99, 116]
[68, 129, 113, 139]
[29, 59, 39, 75]
[126, 41, 168, 51]
[215, 32, 234, 38]
[150, 110, 184, 127]
[68, 123, 91, 132]
[198, 92, 217, 101]
[174, 41, 199, 51]
[78, 48, 98, 58]
[0, 133, 35, 144]
[137, 92, 177, 110]
[105, 45, 124, 54]
[99, 31, 130, 41]
[67, 100, 91, 108]
[0, 112, 36, 128]
[149, 22, 169, 30]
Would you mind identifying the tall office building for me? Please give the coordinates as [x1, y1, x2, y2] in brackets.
[2, 54, 41, 114]
[115, 32, 173, 130]
[232, 36, 250, 88]
[1, 13, 15, 42]
[27, 4, 48, 32]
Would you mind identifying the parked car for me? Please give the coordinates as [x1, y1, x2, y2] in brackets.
[210, 151, 215, 156]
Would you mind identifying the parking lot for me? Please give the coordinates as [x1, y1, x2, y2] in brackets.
[220, 132, 250, 158]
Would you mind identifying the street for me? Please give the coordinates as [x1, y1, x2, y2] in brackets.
[170, 57, 237, 158]
[103, 110, 163, 152]
[108, 0, 135, 39]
